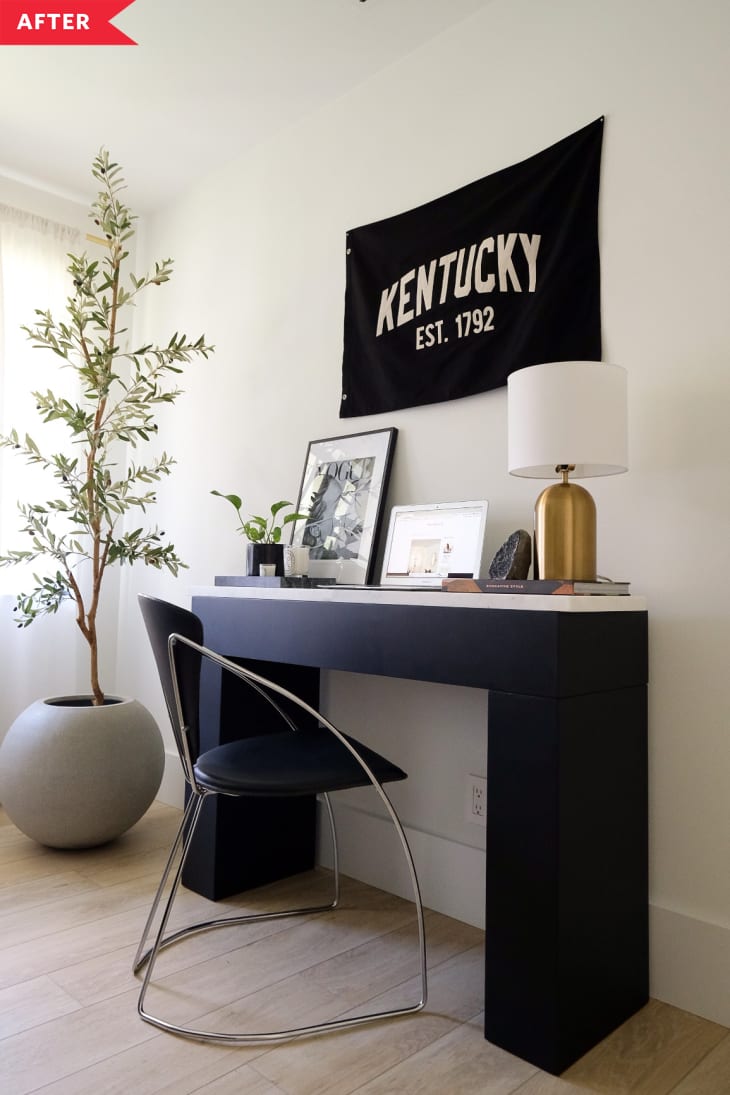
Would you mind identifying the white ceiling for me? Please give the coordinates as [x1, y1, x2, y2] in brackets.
[0, 0, 488, 213]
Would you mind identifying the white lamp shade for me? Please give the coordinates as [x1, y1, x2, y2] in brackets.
[508, 361, 628, 479]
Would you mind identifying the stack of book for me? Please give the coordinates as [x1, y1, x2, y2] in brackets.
[214, 576, 335, 588]
[441, 578, 630, 596]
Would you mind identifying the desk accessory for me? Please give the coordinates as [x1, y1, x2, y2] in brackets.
[488, 529, 532, 579]
[290, 428, 397, 585]
[508, 361, 627, 581]
[211, 492, 306, 577]
[378, 500, 488, 589]
[214, 575, 335, 588]
[443, 577, 630, 595]
[284, 544, 310, 577]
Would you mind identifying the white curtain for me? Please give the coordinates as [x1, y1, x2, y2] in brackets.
[0, 205, 86, 741]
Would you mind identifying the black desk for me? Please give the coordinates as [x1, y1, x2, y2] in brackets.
[190, 586, 648, 1075]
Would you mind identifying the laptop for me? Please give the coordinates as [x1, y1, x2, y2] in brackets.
[332, 500, 488, 591]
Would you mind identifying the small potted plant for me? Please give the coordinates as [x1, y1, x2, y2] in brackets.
[211, 491, 306, 576]
[0, 149, 213, 848]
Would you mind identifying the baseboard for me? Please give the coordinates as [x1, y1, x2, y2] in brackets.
[316, 799, 486, 929]
[157, 750, 185, 807]
[650, 904, 730, 1027]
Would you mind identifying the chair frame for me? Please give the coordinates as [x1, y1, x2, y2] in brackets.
[133, 632, 427, 1043]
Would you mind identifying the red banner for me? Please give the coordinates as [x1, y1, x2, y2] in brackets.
[0, 1, 136, 45]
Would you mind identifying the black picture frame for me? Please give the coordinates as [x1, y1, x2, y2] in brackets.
[290, 428, 398, 585]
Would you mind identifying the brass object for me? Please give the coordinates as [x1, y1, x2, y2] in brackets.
[534, 466, 596, 580]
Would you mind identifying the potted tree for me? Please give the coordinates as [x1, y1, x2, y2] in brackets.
[211, 491, 305, 576]
[0, 150, 213, 848]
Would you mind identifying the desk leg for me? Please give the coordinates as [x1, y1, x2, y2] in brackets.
[484, 686, 648, 1074]
[182, 658, 320, 901]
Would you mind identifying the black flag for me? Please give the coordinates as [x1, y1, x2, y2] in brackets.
[341, 118, 603, 418]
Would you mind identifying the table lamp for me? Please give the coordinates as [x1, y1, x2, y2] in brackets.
[507, 361, 627, 581]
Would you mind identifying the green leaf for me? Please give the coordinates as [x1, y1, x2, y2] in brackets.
[211, 489, 242, 510]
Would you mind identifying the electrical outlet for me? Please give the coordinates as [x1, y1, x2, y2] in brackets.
[465, 774, 487, 827]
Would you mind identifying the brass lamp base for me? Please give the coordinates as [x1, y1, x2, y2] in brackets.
[534, 468, 597, 581]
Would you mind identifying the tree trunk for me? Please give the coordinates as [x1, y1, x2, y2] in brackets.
[88, 626, 104, 706]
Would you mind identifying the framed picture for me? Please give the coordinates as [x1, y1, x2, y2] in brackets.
[290, 428, 398, 585]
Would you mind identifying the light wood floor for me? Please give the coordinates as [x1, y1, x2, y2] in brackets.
[1, 802, 728, 1095]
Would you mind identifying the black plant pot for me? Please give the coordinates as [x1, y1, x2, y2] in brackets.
[247, 542, 285, 577]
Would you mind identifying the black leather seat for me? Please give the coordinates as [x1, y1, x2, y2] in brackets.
[195, 728, 407, 796]
[133, 594, 427, 1044]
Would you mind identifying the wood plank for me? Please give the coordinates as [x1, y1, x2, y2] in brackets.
[0, 975, 81, 1038]
[667, 1031, 730, 1095]
[0, 871, 164, 949]
[348, 1012, 536, 1094]
[16, 1030, 259, 1095]
[252, 940, 486, 1095]
[167, 1066, 286, 1094]
[0, 869, 100, 916]
[515, 999, 728, 1094]
[0, 986, 155, 1094]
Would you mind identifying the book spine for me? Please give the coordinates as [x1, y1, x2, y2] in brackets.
[442, 579, 574, 595]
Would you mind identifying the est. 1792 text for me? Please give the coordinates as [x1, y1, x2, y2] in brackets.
[415, 306, 495, 350]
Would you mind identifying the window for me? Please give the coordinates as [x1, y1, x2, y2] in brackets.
[0, 204, 82, 587]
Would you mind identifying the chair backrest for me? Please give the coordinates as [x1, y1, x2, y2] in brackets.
[138, 595, 204, 767]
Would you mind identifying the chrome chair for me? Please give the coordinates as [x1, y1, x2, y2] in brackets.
[134, 594, 427, 1043]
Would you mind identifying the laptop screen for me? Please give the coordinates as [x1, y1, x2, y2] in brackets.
[379, 500, 488, 587]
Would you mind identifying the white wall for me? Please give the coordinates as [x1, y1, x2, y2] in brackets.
[113, 0, 730, 1025]
[0, 175, 88, 227]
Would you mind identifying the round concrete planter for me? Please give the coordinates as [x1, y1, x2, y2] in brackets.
[0, 695, 164, 848]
